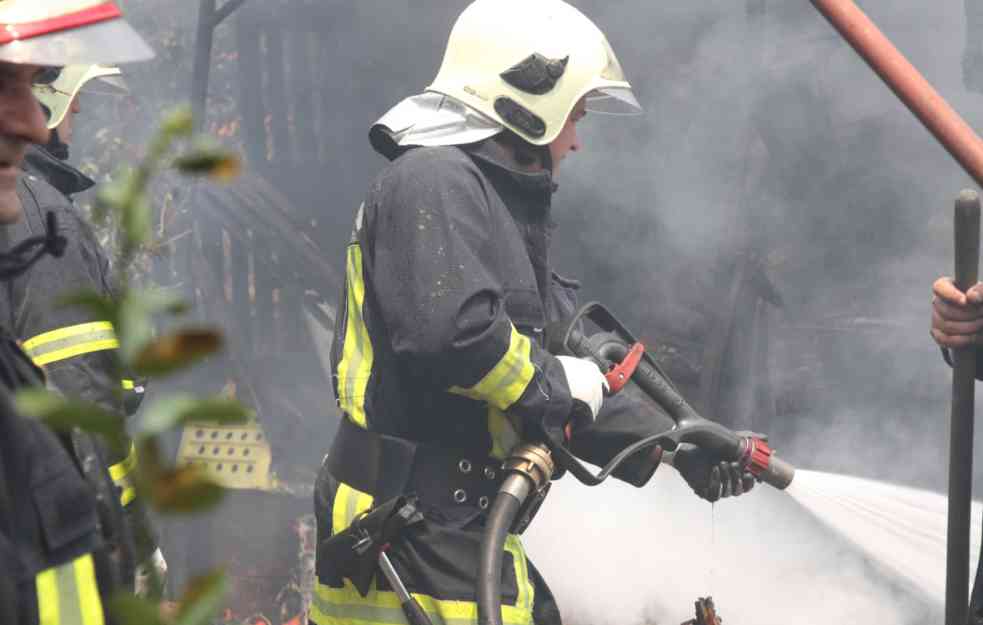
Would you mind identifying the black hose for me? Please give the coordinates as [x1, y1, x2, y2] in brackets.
[477, 489, 523, 625]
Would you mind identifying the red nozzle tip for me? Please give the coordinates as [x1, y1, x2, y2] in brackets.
[742, 438, 773, 477]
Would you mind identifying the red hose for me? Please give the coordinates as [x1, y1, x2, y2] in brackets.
[810, 0, 983, 188]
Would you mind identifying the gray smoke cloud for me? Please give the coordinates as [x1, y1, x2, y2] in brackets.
[69, 0, 983, 618]
[525, 471, 938, 625]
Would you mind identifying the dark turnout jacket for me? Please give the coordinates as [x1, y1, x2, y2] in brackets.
[313, 138, 674, 625]
[0, 325, 126, 625]
[1, 145, 156, 571]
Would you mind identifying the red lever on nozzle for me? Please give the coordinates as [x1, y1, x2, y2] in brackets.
[605, 342, 644, 394]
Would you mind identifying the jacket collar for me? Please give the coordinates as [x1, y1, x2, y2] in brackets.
[461, 138, 557, 203]
[23, 145, 95, 197]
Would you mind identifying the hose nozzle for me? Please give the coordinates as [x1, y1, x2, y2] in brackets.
[738, 437, 795, 490]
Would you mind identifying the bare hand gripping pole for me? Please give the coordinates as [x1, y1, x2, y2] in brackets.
[806, 4, 983, 622]
[949, 191, 980, 625]
[809, 0, 983, 189]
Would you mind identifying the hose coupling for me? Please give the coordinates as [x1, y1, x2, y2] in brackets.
[505, 443, 555, 490]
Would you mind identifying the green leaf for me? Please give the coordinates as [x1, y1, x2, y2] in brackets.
[94, 175, 130, 217]
[133, 328, 223, 377]
[108, 593, 168, 625]
[15, 389, 123, 438]
[121, 194, 152, 249]
[176, 570, 227, 625]
[137, 394, 249, 438]
[173, 149, 241, 182]
[116, 292, 156, 366]
[161, 107, 194, 138]
[151, 465, 225, 514]
[57, 291, 118, 328]
[139, 288, 190, 316]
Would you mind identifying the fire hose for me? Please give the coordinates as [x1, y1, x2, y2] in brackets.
[477, 303, 795, 625]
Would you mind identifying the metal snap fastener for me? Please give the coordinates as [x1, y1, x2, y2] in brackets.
[483, 466, 496, 480]
[453, 489, 468, 503]
[478, 496, 489, 509]
[458, 459, 472, 474]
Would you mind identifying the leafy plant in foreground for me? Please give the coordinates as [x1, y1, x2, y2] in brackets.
[15, 107, 244, 625]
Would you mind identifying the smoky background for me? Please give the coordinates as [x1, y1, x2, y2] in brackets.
[66, 0, 983, 623]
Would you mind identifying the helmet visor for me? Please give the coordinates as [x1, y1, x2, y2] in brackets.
[0, 19, 153, 66]
[586, 86, 643, 115]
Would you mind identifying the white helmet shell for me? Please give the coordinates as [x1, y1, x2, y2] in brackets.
[427, 0, 641, 146]
[0, 1, 153, 66]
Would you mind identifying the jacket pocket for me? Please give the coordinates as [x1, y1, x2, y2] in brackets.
[504, 287, 546, 337]
[32, 464, 100, 555]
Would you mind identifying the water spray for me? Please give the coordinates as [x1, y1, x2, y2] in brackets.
[477, 302, 797, 625]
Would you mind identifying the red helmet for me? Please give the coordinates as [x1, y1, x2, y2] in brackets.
[0, 1, 153, 66]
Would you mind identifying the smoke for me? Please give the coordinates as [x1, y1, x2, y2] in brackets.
[525, 470, 937, 625]
[67, 0, 983, 617]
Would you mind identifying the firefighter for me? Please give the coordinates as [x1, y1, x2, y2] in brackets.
[0, 1, 153, 623]
[6, 61, 166, 596]
[313, 2, 755, 624]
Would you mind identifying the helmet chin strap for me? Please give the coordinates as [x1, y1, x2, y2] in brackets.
[45, 128, 69, 161]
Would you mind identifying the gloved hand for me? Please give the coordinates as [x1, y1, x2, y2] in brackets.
[672, 443, 756, 503]
[134, 547, 168, 598]
[556, 356, 608, 434]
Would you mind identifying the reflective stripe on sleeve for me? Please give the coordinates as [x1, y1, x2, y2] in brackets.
[449, 325, 535, 411]
[487, 406, 522, 460]
[36, 553, 105, 625]
[108, 443, 137, 507]
[335, 244, 374, 429]
[22, 322, 119, 367]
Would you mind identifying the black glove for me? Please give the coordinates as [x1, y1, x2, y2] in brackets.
[672, 443, 756, 503]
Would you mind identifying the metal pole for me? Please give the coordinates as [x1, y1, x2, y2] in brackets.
[949, 190, 980, 625]
[809, 0, 983, 190]
[191, 0, 217, 133]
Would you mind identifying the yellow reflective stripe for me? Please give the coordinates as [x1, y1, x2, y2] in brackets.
[311, 536, 534, 625]
[332, 482, 375, 535]
[109, 444, 137, 507]
[449, 325, 535, 411]
[36, 554, 105, 625]
[488, 406, 521, 460]
[23, 322, 119, 367]
[108, 444, 136, 481]
[36, 565, 60, 625]
[336, 244, 373, 429]
[506, 535, 533, 618]
[118, 487, 136, 507]
[22, 322, 115, 350]
[73, 554, 104, 625]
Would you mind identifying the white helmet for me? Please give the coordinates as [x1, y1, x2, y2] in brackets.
[34, 64, 125, 128]
[0, 1, 153, 67]
[427, 0, 641, 146]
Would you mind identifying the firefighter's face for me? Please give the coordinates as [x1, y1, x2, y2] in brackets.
[548, 97, 586, 175]
[0, 62, 50, 223]
[57, 94, 81, 146]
